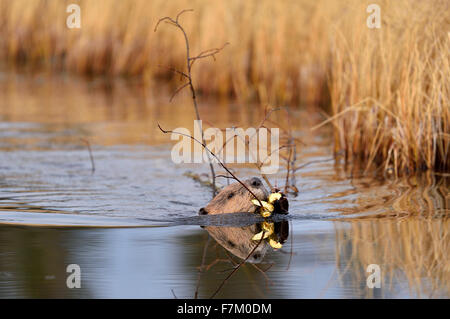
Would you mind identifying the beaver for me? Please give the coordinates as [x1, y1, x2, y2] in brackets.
[198, 177, 269, 215]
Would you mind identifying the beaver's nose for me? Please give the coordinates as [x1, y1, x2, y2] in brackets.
[249, 177, 262, 187]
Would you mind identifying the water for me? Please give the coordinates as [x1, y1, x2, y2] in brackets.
[0, 72, 448, 298]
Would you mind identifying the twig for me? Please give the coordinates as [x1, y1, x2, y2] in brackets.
[286, 220, 294, 271]
[216, 174, 236, 180]
[170, 82, 190, 102]
[194, 235, 211, 299]
[80, 138, 95, 173]
[189, 43, 230, 68]
[250, 263, 274, 287]
[284, 140, 293, 193]
[157, 65, 189, 79]
[155, 9, 229, 197]
[218, 106, 282, 189]
[209, 231, 266, 299]
[158, 123, 263, 207]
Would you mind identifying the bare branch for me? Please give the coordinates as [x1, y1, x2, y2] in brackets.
[189, 43, 230, 68]
[216, 174, 236, 180]
[176, 8, 194, 23]
[154, 16, 177, 32]
[169, 82, 189, 102]
[158, 123, 263, 207]
[209, 231, 266, 299]
[157, 65, 189, 79]
[80, 138, 95, 173]
[154, 9, 224, 196]
[194, 234, 210, 299]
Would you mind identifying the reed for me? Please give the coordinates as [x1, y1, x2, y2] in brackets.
[325, 0, 450, 176]
[0, 0, 448, 174]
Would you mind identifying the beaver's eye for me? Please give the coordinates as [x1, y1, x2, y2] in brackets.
[227, 192, 234, 199]
[251, 179, 261, 187]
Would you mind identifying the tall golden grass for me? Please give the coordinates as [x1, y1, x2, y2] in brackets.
[325, 0, 450, 176]
[0, 0, 448, 174]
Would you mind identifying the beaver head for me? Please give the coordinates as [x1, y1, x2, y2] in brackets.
[199, 177, 269, 215]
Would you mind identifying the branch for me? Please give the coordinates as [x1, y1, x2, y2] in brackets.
[157, 65, 189, 79]
[169, 82, 189, 102]
[189, 42, 230, 68]
[154, 9, 221, 196]
[158, 123, 263, 207]
[209, 230, 266, 299]
[80, 138, 95, 173]
[176, 9, 193, 22]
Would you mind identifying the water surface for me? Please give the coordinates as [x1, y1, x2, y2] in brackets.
[0, 72, 448, 298]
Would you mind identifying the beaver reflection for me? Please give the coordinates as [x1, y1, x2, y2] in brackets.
[203, 220, 289, 262]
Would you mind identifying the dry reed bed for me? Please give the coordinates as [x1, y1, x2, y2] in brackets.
[0, 0, 448, 175]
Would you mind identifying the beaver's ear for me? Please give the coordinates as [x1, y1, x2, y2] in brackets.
[199, 207, 208, 215]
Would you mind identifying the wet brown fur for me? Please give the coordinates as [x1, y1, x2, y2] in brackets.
[199, 177, 269, 215]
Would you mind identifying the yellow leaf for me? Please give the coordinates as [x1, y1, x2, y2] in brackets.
[262, 222, 274, 233]
[251, 199, 261, 206]
[269, 238, 282, 249]
[252, 231, 270, 241]
[261, 201, 274, 212]
[268, 192, 282, 203]
[261, 210, 272, 218]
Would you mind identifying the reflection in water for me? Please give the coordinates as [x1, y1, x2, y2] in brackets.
[197, 220, 289, 298]
[0, 71, 309, 148]
[332, 174, 449, 219]
[203, 220, 289, 262]
[335, 218, 450, 298]
[0, 219, 448, 298]
[0, 226, 90, 298]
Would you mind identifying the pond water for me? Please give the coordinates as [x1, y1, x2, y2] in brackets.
[0, 72, 448, 298]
